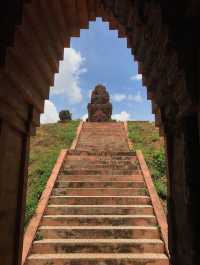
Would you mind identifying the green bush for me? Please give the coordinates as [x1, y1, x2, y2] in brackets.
[154, 178, 167, 200]
[150, 150, 166, 179]
[128, 121, 167, 201]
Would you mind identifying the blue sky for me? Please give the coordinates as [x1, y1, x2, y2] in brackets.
[41, 18, 154, 123]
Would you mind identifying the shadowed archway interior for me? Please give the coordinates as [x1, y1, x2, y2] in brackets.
[0, 1, 200, 265]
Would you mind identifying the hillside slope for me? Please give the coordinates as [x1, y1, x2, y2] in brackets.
[25, 121, 79, 225]
[128, 121, 167, 205]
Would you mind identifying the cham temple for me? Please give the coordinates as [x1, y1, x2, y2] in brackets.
[87, 84, 112, 122]
[0, 1, 200, 265]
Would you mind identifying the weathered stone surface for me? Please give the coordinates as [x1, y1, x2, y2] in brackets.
[87, 85, 112, 122]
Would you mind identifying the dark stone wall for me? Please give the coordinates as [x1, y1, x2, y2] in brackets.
[167, 114, 200, 265]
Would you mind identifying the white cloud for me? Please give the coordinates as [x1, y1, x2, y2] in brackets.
[112, 93, 126, 102]
[128, 92, 143, 103]
[81, 113, 88, 121]
[112, 91, 144, 103]
[130, 74, 142, 81]
[112, 111, 130, 121]
[40, 100, 59, 124]
[51, 48, 87, 103]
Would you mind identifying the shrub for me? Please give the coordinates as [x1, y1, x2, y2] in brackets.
[150, 150, 166, 179]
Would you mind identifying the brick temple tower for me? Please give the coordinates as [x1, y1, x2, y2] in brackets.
[87, 84, 112, 122]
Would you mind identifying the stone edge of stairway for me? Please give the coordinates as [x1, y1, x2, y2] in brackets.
[136, 150, 169, 257]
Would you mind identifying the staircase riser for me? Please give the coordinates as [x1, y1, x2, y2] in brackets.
[61, 170, 141, 175]
[46, 207, 153, 215]
[41, 217, 156, 226]
[55, 182, 145, 188]
[39, 229, 160, 239]
[64, 159, 137, 164]
[64, 158, 137, 163]
[49, 197, 151, 205]
[32, 242, 164, 254]
[52, 189, 147, 196]
[63, 166, 137, 170]
[67, 152, 135, 157]
[58, 175, 143, 182]
[27, 258, 169, 265]
[77, 148, 130, 152]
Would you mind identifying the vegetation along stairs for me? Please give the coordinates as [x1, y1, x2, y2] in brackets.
[23, 121, 169, 265]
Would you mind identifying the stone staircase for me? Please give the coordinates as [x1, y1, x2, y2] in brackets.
[25, 122, 169, 265]
[76, 122, 130, 152]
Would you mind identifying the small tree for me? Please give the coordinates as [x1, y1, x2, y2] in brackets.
[59, 110, 72, 122]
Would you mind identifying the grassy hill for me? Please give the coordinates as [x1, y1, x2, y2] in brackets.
[25, 120, 166, 225]
[128, 121, 167, 207]
[25, 121, 79, 225]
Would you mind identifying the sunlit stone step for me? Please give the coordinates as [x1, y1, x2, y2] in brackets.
[32, 238, 164, 254]
[61, 169, 140, 175]
[39, 225, 160, 239]
[55, 180, 145, 188]
[51, 188, 147, 196]
[58, 174, 143, 182]
[49, 195, 151, 205]
[41, 215, 157, 226]
[46, 205, 153, 215]
[27, 253, 169, 265]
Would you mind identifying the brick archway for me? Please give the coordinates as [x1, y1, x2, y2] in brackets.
[0, 1, 200, 265]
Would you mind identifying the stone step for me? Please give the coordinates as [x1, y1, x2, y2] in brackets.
[81, 126, 124, 128]
[77, 142, 128, 145]
[75, 148, 130, 153]
[79, 132, 126, 135]
[58, 174, 143, 182]
[46, 205, 153, 215]
[66, 154, 136, 158]
[78, 132, 125, 135]
[63, 165, 137, 170]
[61, 169, 141, 175]
[63, 162, 137, 168]
[41, 215, 157, 226]
[49, 196, 151, 205]
[81, 126, 125, 129]
[83, 122, 124, 125]
[78, 135, 126, 137]
[51, 188, 147, 196]
[79, 137, 126, 139]
[67, 150, 135, 156]
[31, 239, 164, 254]
[64, 158, 136, 163]
[78, 131, 125, 134]
[55, 181, 145, 188]
[39, 225, 160, 239]
[80, 129, 125, 131]
[78, 138, 127, 141]
[27, 253, 169, 265]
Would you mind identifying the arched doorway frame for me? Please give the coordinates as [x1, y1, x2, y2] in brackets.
[0, 1, 200, 265]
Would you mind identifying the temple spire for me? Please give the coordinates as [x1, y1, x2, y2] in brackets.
[87, 84, 112, 122]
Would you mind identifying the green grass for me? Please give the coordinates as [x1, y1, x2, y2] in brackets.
[25, 121, 79, 226]
[128, 121, 167, 203]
